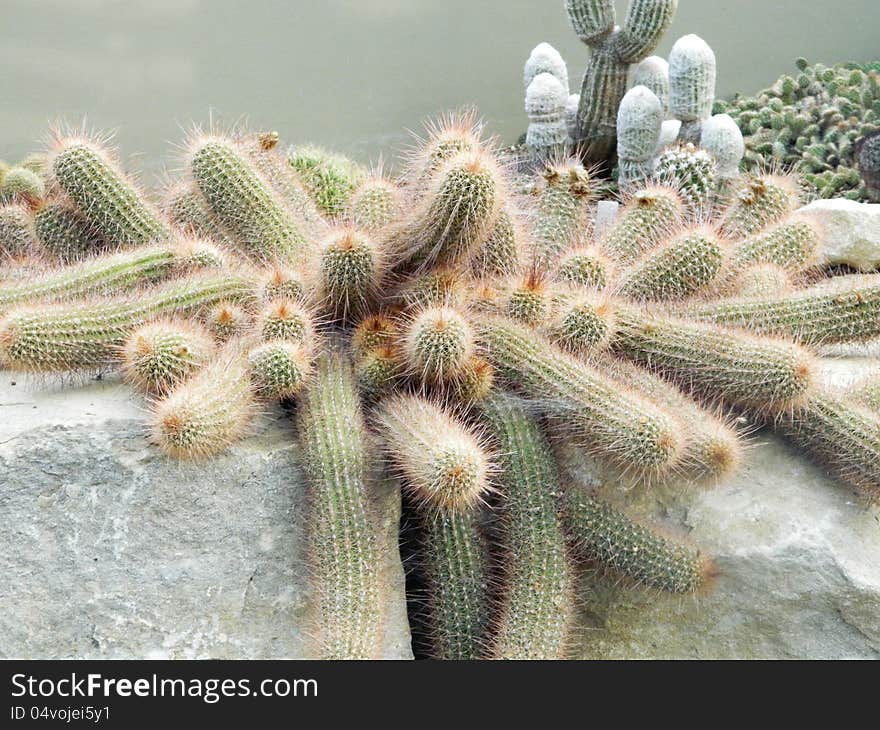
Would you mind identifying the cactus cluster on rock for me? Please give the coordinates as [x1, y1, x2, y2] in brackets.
[2, 105, 878, 663]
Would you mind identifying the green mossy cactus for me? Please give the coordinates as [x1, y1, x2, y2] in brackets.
[618, 226, 725, 301]
[288, 146, 365, 217]
[50, 138, 167, 245]
[189, 135, 310, 263]
[248, 340, 312, 400]
[298, 353, 384, 659]
[0, 272, 254, 372]
[33, 200, 103, 262]
[601, 185, 683, 263]
[0, 203, 36, 258]
[121, 319, 215, 394]
[562, 488, 711, 592]
[479, 317, 683, 475]
[482, 395, 574, 660]
[149, 345, 254, 459]
[0, 166, 45, 206]
[317, 228, 382, 321]
[687, 274, 880, 346]
[720, 174, 800, 240]
[376, 393, 494, 512]
[530, 160, 593, 270]
[613, 305, 815, 411]
[565, 0, 679, 165]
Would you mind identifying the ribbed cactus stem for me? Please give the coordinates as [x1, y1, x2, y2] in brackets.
[0, 203, 36, 258]
[189, 135, 310, 263]
[776, 388, 880, 502]
[206, 301, 249, 343]
[732, 263, 793, 299]
[548, 290, 617, 355]
[612, 305, 815, 411]
[687, 274, 880, 345]
[654, 145, 717, 208]
[1, 166, 45, 207]
[50, 138, 168, 246]
[479, 317, 683, 474]
[525, 73, 569, 164]
[121, 320, 215, 394]
[164, 182, 235, 246]
[555, 245, 613, 289]
[669, 34, 716, 143]
[298, 353, 384, 659]
[317, 228, 382, 321]
[149, 345, 254, 459]
[721, 174, 799, 240]
[376, 394, 494, 511]
[346, 175, 400, 232]
[421, 507, 491, 660]
[248, 340, 312, 400]
[33, 201, 102, 262]
[287, 146, 365, 217]
[633, 56, 670, 113]
[601, 185, 683, 263]
[618, 226, 726, 301]
[256, 297, 315, 345]
[562, 488, 711, 592]
[402, 304, 475, 384]
[700, 113, 745, 179]
[617, 86, 663, 189]
[0, 272, 254, 372]
[530, 161, 593, 270]
[482, 395, 574, 660]
[727, 217, 822, 276]
[470, 207, 520, 278]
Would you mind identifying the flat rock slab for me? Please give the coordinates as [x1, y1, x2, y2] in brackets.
[0, 375, 412, 659]
[801, 198, 880, 271]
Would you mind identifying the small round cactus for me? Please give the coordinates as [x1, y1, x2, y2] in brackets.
[317, 228, 382, 321]
[248, 340, 312, 400]
[256, 297, 315, 345]
[121, 320, 215, 394]
[1, 166, 45, 207]
[402, 304, 475, 384]
[654, 144, 717, 208]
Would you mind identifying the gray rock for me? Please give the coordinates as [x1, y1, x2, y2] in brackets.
[0, 374, 412, 659]
[562, 358, 880, 659]
[800, 198, 880, 271]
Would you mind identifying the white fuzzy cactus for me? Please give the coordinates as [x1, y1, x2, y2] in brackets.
[700, 113, 745, 179]
[669, 34, 717, 143]
[617, 85, 663, 189]
[633, 56, 670, 114]
[524, 42, 569, 94]
[565, 94, 581, 142]
[526, 73, 569, 164]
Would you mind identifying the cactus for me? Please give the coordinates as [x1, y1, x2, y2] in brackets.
[562, 488, 711, 592]
[390, 149, 503, 272]
[121, 319, 215, 394]
[1, 166, 45, 206]
[298, 353, 384, 659]
[206, 301, 249, 343]
[0, 240, 223, 315]
[258, 266, 307, 303]
[33, 200, 103, 262]
[50, 138, 167, 245]
[776, 388, 880, 502]
[376, 393, 494, 512]
[601, 185, 683, 263]
[616, 86, 663, 190]
[727, 216, 822, 278]
[721, 174, 801, 240]
[248, 340, 312, 399]
[256, 297, 315, 345]
[149, 345, 254, 459]
[355, 345, 403, 402]
[668, 34, 717, 143]
[481, 395, 574, 660]
[470, 207, 521, 279]
[188, 135, 310, 263]
[346, 175, 401, 232]
[612, 306, 815, 411]
[317, 228, 382, 321]
[687, 274, 880, 346]
[858, 131, 880, 202]
[479, 317, 683, 474]
[654, 145, 717, 208]
[530, 160, 593, 270]
[421, 507, 491, 660]
[849, 372, 880, 413]
[351, 313, 399, 357]
[164, 182, 235, 246]
[524, 43, 569, 94]
[633, 56, 670, 113]
[548, 290, 616, 355]
[449, 356, 495, 404]
[566, 0, 678, 165]
[288, 146, 365, 217]
[617, 226, 725, 301]
[555, 245, 613, 289]
[700, 113, 745, 180]
[0, 272, 254, 372]
[402, 304, 475, 385]
[525, 73, 569, 164]
[504, 273, 552, 326]
[0, 203, 36, 258]
[410, 110, 484, 186]
[733, 263, 794, 298]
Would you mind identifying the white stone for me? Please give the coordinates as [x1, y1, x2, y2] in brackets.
[800, 198, 880, 271]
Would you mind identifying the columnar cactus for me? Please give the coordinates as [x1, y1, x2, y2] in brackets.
[0, 203, 36, 258]
[470, 207, 521, 279]
[0, 166, 45, 206]
[565, 0, 679, 165]
[33, 200, 103, 262]
[721, 174, 800, 240]
[298, 353, 384, 659]
[256, 297, 315, 345]
[525, 73, 569, 164]
[668, 34, 717, 144]
[121, 319, 215, 394]
[601, 185, 684, 263]
[726, 216, 822, 278]
[555, 245, 613, 289]
[548, 290, 617, 355]
[530, 160, 593, 270]
[317, 228, 383, 322]
[50, 138, 168, 245]
[206, 301, 250, 343]
[616, 86, 663, 189]
[482, 395, 574, 660]
[633, 56, 670, 113]
[524, 43, 569, 94]
[164, 182, 236, 247]
[700, 113, 745, 180]
[654, 144, 717, 208]
[849, 372, 880, 413]
[248, 340, 312, 400]
[402, 304, 475, 385]
[345, 174, 401, 232]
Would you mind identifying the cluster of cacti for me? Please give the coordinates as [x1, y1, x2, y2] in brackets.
[3, 106, 879, 662]
[716, 59, 880, 200]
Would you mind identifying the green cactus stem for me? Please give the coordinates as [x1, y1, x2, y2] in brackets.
[530, 160, 593, 271]
[470, 207, 521, 279]
[601, 185, 684, 263]
[0, 203, 37, 259]
[720, 174, 800, 240]
[482, 395, 574, 660]
[346, 175, 401, 232]
[33, 200, 103, 262]
[206, 301, 250, 343]
[298, 353, 385, 659]
[355, 345, 404, 402]
[121, 319, 215, 394]
[317, 228, 382, 321]
[288, 146, 365, 217]
[402, 304, 475, 385]
[1, 166, 45, 207]
[654, 145, 717, 208]
[164, 182, 236, 247]
[726, 216, 822, 279]
[248, 340, 312, 400]
[555, 245, 613, 289]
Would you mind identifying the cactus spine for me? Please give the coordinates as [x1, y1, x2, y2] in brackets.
[566, 0, 678, 165]
[298, 353, 384, 659]
[317, 228, 382, 321]
[248, 340, 312, 400]
[470, 207, 521, 279]
[654, 145, 717, 208]
[50, 139, 168, 245]
[601, 185, 683, 263]
[530, 161, 593, 269]
[555, 245, 613, 289]
[700, 113, 745, 180]
[0, 203, 36, 258]
[562, 488, 711, 592]
[482, 395, 574, 660]
[33, 201, 102, 262]
[164, 182, 235, 246]
[288, 146, 365, 217]
[849, 372, 880, 413]
[727, 217, 821, 278]
[721, 174, 799, 240]
[1, 166, 45, 206]
[402, 305, 475, 384]
[121, 320, 215, 394]
[346, 175, 400, 232]
[479, 317, 683, 474]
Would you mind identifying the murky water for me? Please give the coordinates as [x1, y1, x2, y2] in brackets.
[1, 0, 876, 175]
